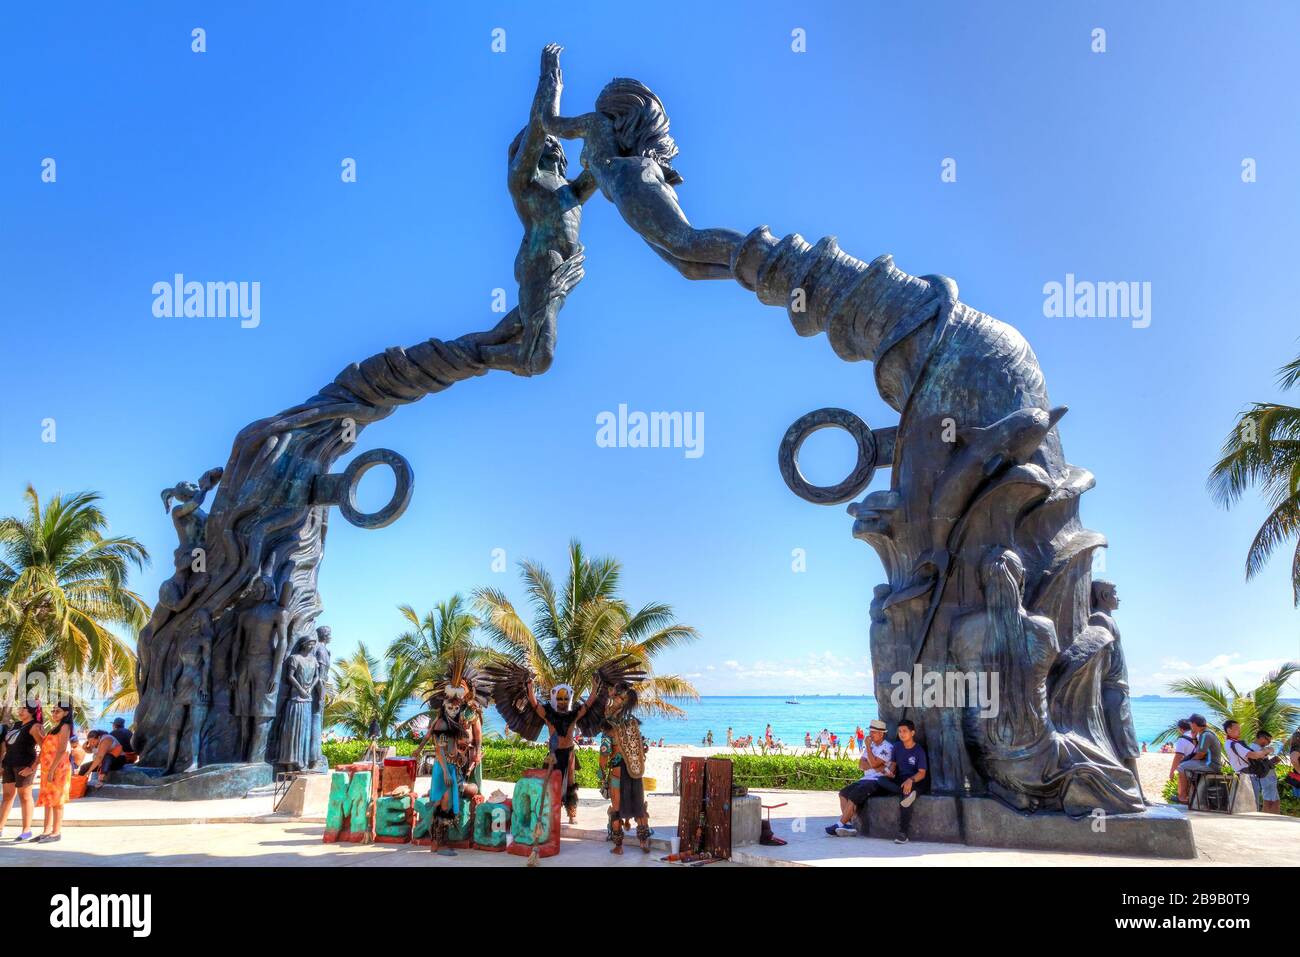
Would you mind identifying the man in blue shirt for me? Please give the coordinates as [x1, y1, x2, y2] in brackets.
[872, 719, 927, 844]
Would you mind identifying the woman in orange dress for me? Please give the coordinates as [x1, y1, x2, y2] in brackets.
[37, 702, 73, 843]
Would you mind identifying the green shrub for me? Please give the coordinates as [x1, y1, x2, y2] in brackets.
[323, 737, 602, 788]
[322, 738, 417, 767]
[724, 753, 861, 791]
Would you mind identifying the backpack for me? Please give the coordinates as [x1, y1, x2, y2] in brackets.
[1227, 739, 1273, 777]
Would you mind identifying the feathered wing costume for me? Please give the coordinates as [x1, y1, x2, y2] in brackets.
[421, 653, 492, 853]
[487, 655, 645, 819]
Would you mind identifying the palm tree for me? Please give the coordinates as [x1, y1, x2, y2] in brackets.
[0, 486, 150, 701]
[388, 596, 491, 699]
[323, 643, 420, 738]
[1153, 662, 1300, 744]
[473, 539, 700, 717]
[1208, 353, 1300, 603]
[101, 667, 138, 718]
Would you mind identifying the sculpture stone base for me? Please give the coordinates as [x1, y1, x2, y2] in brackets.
[856, 795, 1196, 859]
[98, 762, 274, 801]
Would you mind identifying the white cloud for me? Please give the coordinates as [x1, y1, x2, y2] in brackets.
[696, 652, 874, 695]
[1130, 653, 1300, 696]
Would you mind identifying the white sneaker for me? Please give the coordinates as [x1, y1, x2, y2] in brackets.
[900, 790, 918, 808]
[834, 825, 856, 836]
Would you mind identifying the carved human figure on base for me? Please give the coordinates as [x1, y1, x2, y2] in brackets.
[950, 547, 1143, 817]
[164, 607, 212, 775]
[1089, 579, 1144, 801]
[274, 635, 320, 771]
[157, 467, 223, 612]
[231, 576, 293, 763]
[308, 626, 332, 771]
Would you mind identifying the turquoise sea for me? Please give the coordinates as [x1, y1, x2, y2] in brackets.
[476, 695, 1291, 748]
[99, 695, 1297, 749]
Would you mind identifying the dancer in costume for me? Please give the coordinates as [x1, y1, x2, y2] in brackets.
[412, 655, 490, 855]
[488, 656, 644, 824]
[599, 679, 652, 853]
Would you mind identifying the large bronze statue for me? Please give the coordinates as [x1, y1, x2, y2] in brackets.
[132, 45, 1151, 831]
[539, 44, 1145, 816]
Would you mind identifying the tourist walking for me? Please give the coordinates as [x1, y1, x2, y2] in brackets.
[816, 728, 830, 758]
[36, 702, 73, 843]
[0, 701, 44, 842]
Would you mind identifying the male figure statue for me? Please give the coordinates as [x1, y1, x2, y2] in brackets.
[309, 625, 332, 771]
[481, 43, 596, 376]
[231, 576, 293, 763]
[164, 607, 213, 774]
[1089, 579, 1144, 801]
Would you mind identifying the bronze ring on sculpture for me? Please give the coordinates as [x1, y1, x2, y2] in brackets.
[311, 448, 414, 529]
[778, 408, 877, 505]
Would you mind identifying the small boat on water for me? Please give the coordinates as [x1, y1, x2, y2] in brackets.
[785, 699, 800, 705]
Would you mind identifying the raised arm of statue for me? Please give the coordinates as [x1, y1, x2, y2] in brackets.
[509, 44, 564, 194]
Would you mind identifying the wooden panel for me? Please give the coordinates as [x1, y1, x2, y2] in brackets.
[677, 756, 707, 853]
[705, 757, 733, 859]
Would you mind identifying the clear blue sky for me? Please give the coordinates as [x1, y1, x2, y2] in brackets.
[3, 1, 1297, 696]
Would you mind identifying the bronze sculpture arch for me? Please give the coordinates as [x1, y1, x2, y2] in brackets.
[132, 46, 1148, 824]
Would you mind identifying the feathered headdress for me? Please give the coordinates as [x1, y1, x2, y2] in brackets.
[426, 649, 490, 718]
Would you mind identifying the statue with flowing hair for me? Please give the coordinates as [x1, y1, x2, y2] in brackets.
[482, 43, 597, 376]
[950, 547, 1143, 817]
[540, 45, 746, 281]
[156, 467, 223, 614]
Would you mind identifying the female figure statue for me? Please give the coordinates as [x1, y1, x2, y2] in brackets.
[157, 467, 223, 611]
[274, 634, 319, 771]
[539, 45, 745, 281]
[950, 547, 1143, 817]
